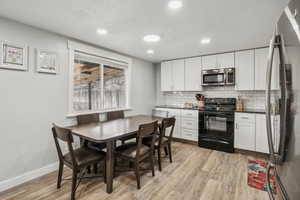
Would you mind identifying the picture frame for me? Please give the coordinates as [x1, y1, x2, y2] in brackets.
[36, 49, 58, 74]
[0, 41, 28, 71]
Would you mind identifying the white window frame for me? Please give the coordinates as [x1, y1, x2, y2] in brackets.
[67, 41, 132, 117]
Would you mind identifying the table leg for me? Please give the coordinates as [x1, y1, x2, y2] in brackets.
[106, 140, 114, 193]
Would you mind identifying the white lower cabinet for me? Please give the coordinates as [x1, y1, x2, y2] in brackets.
[235, 112, 280, 154]
[167, 109, 182, 139]
[153, 108, 199, 142]
[234, 113, 256, 151]
[180, 110, 198, 141]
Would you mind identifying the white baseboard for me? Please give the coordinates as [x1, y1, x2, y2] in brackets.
[0, 162, 59, 193]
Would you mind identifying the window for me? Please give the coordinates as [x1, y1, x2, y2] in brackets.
[71, 51, 129, 114]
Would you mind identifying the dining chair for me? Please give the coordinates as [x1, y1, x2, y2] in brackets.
[143, 117, 176, 171]
[107, 111, 135, 145]
[52, 124, 106, 200]
[76, 113, 106, 151]
[107, 110, 124, 121]
[115, 120, 158, 189]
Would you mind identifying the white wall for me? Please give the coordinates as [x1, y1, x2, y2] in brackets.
[0, 17, 156, 185]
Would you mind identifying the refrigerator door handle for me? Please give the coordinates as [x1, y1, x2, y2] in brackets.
[266, 34, 276, 162]
[277, 34, 289, 164]
[266, 163, 275, 200]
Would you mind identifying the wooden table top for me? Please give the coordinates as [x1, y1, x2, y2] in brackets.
[68, 115, 163, 143]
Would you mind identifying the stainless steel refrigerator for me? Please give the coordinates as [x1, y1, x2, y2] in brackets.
[265, 0, 300, 199]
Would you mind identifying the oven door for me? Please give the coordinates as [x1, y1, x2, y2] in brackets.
[199, 111, 234, 143]
[202, 70, 225, 86]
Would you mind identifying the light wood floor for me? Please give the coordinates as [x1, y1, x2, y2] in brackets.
[0, 142, 269, 200]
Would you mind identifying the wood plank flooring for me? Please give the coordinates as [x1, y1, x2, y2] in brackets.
[0, 142, 269, 200]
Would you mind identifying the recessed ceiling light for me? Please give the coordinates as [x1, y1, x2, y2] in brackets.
[147, 49, 154, 54]
[97, 28, 108, 35]
[143, 34, 161, 43]
[168, 0, 183, 10]
[201, 38, 211, 44]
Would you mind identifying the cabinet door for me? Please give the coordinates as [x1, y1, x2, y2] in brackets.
[168, 109, 182, 139]
[254, 48, 279, 90]
[185, 57, 202, 91]
[234, 113, 256, 151]
[172, 59, 185, 91]
[202, 55, 217, 69]
[217, 53, 235, 68]
[161, 61, 173, 91]
[255, 114, 269, 153]
[255, 114, 280, 154]
[235, 50, 255, 90]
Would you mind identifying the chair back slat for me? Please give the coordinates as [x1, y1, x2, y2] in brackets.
[77, 113, 100, 125]
[107, 111, 124, 121]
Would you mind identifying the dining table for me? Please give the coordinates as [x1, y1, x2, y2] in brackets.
[68, 114, 163, 193]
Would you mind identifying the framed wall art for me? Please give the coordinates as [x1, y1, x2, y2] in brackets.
[0, 41, 28, 71]
[36, 49, 58, 74]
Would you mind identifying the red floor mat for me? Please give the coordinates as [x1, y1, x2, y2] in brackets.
[247, 159, 276, 194]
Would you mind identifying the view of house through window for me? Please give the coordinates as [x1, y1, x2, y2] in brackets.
[73, 52, 127, 113]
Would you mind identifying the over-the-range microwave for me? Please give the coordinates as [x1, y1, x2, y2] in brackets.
[202, 68, 235, 86]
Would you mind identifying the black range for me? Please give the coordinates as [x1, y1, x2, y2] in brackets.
[198, 98, 236, 153]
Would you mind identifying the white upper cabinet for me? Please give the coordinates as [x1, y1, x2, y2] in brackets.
[217, 52, 235, 68]
[161, 61, 173, 91]
[184, 57, 202, 91]
[202, 55, 217, 69]
[202, 53, 234, 69]
[235, 50, 255, 90]
[172, 59, 185, 91]
[254, 48, 279, 90]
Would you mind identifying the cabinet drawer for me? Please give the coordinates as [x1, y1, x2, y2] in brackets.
[181, 118, 198, 130]
[181, 110, 198, 118]
[181, 128, 198, 141]
[235, 113, 255, 123]
[168, 109, 181, 117]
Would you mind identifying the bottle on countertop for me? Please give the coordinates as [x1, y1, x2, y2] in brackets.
[236, 96, 244, 111]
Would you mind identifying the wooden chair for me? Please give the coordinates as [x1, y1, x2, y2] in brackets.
[107, 110, 124, 121]
[107, 111, 135, 144]
[143, 117, 176, 171]
[52, 124, 106, 200]
[76, 114, 106, 151]
[115, 121, 158, 189]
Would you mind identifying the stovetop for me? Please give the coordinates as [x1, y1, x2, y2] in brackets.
[203, 98, 236, 112]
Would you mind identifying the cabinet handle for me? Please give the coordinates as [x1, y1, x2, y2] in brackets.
[235, 123, 238, 129]
[241, 117, 249, 120]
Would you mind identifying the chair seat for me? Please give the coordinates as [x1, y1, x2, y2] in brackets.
[63, 148, 105, 167]
[115, 142, 151, 159]
[143, 136, 169, 147]
[87, 142, 106, 151]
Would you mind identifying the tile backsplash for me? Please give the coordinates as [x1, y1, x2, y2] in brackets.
[157, 88, 274, 110]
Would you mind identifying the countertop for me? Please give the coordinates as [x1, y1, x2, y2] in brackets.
[155, 105, 266, 114]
